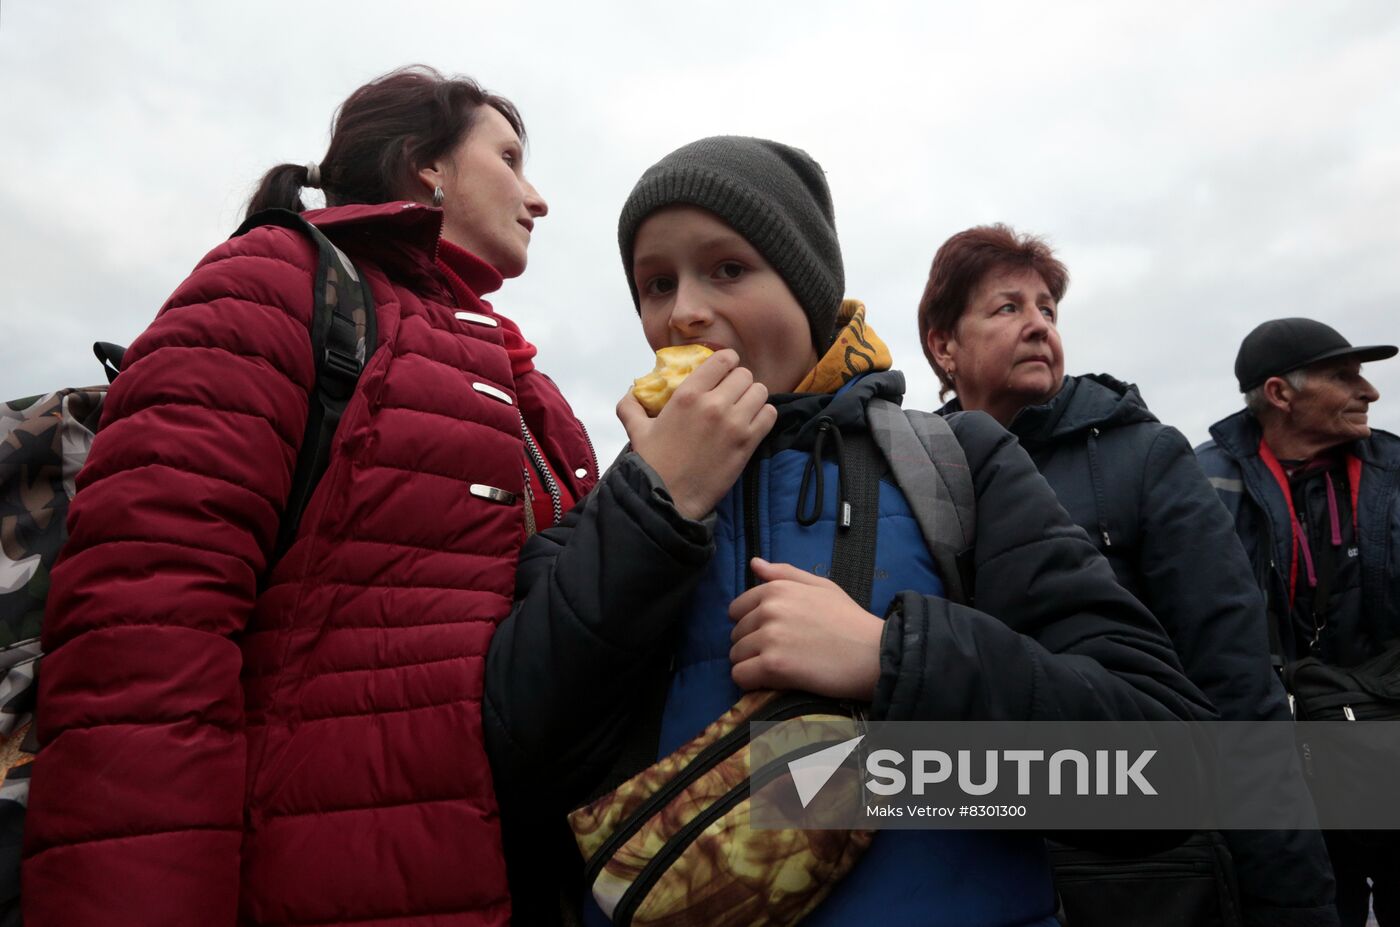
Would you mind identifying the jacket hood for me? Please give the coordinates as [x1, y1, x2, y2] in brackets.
[941, 373, 1159, 449]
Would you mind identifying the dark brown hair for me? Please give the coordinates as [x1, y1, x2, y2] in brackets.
[245, 65, 525, 218]
[917, 223, 1069, 395]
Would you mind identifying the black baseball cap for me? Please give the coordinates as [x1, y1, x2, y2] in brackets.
[1235, 317, 1397, 392]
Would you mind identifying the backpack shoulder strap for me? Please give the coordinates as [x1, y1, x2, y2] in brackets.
[826, 431, 883, 611]
[232, 208, 379, 561]
[866, 398, 976, 605]
[92, 343, 125, 384]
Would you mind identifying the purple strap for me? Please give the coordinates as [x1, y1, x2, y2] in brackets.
[1296, 517, 1318, 587]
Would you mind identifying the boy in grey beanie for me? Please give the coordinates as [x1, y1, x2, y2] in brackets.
[618, 136, 845, 353]
[487, 133, 1212, 927]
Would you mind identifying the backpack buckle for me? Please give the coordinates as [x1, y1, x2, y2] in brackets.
[321, 346, 361, 398]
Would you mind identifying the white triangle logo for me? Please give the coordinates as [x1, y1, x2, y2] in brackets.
[788, 735, 866, 808]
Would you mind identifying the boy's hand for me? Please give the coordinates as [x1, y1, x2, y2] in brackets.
[728, 558, 883, 700]
[617, 349, 775, 521]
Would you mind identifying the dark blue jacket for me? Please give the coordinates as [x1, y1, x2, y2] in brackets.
[946, 374, 1337, 926]
[1196, 408, 1400, 669]
[487, 370, 1212, 926]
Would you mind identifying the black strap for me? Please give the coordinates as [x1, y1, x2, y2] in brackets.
[92, 342, 125, 384]
[827, 432, 883, 610]
[1310, 526, 1336, 651]
[232, 208, 378, 564]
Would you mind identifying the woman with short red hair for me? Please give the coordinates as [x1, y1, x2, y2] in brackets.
[919, 224, 1336, 927]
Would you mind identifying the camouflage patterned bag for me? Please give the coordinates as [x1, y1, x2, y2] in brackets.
[569, 690, 872, 927]
[0, 384, 108, 807]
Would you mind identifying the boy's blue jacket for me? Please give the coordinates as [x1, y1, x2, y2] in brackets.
[485, 370, 1212, 926]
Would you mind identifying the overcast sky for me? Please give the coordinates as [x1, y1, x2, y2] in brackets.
[2, 1, 1397, 460]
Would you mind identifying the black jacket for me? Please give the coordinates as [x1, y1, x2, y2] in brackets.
[944, 374, 1336, 927]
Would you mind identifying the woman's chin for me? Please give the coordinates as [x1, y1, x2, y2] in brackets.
[1008, 372, 1062, 405]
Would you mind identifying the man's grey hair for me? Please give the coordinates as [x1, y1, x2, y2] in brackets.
[1244, 368, 1310, 417]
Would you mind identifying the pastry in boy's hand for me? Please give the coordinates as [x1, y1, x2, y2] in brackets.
[631, 345, 715, 416]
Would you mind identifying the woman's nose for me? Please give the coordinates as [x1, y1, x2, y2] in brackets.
[523, 177, 548, 218]
[1023, 305, 1051, 337]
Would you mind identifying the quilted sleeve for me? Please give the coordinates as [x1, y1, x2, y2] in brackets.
[873, 411, 1216, 724]
[21, 228, 320, 926]
[484, 452, 714, 811]
[1137, 432, 1337, 925]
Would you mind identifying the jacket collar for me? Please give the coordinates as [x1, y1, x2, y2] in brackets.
[940, 373, 1158, 449]
[1210, 407, 1398, 471]
[302, 201, 443, 251]
[301, 201, 452, 292]
[1208, 408, 1265, 461]
[769, 370, 906, 450]
[436, 239, 505, 297]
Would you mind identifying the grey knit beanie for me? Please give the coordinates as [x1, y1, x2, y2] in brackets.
[618, 136, 845, 353]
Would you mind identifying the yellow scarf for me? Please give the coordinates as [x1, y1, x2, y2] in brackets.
[794, 299, 892, 394]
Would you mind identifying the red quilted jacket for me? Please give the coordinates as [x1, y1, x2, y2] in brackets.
[22, 202, 597, 926]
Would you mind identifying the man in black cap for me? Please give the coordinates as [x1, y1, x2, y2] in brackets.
[1197, 317, 1399, 927]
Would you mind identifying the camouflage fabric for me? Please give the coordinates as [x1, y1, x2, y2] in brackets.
[570, 690, 873, 926]
[0, 386, 106, 803]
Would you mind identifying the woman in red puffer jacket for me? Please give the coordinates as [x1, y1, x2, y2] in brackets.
[22, 65, 596, 927]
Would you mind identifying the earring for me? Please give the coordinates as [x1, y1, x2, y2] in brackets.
[432, 186, 444, 207]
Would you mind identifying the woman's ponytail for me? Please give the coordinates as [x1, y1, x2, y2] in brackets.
[245, 162, 313, 219]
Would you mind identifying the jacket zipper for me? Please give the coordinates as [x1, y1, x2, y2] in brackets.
[577, 419, 599, 483]
[583, 693, 842, 886]
[611, 738, 856, 926]
[519, 412, 562, 528]
[1240, 458, 1296, 663]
